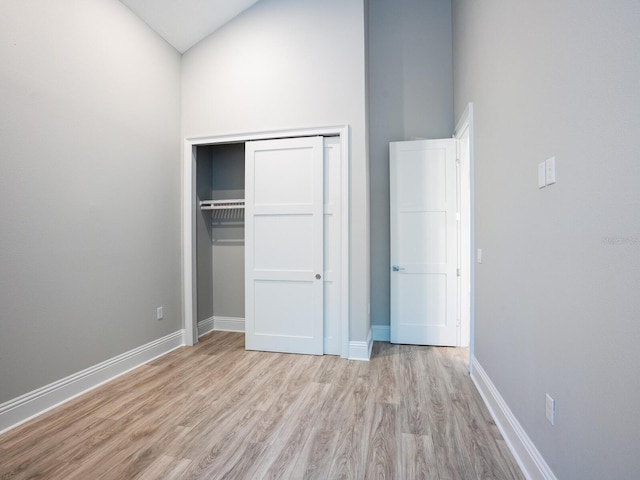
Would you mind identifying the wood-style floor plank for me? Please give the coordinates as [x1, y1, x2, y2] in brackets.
[0, 332, 525, 480]
[400, 433, 439, 480]
[363, 402, 400, 479]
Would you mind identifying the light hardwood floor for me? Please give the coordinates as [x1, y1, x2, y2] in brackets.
[0, 332, 524, 479]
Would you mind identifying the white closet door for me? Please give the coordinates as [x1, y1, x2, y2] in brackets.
[245, 137, 324, 355]
[322, 136, 342, 355]
[390, 139, 459, 346]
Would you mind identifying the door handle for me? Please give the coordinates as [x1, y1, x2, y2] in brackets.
[315, 273, 322, 280]
[392, 265, 405, 272]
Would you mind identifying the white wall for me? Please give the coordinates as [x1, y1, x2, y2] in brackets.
[453, 1, 640, 478]
[0, 0, 182, 404]
[368, 0, 453, 327]
[182, 0, 370, 342]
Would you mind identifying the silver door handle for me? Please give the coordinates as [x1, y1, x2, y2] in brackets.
[392, 265, 405, 272]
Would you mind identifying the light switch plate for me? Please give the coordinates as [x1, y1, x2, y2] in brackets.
[538, 162, 547, 188]
[545, 157, 556, 185]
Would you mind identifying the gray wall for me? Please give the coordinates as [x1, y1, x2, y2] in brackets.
[0, 0, 182, 404]
[368, 0, 453, 326]
[211, 144, 245, 318]
[453, 1, 640, 478]
[182, 0, 370, 342]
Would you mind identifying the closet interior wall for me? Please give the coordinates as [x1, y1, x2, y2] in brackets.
[195, 143, 246, 328]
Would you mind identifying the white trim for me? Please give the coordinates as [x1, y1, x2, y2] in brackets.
[471, 357, 558, 480]
[183, 125, 351, 357]
[197, 316, 215, 337]
[198, 316, 245, 336]
[0, 330, 186, 435]
[214, 316, 245, 332]
[454, 102, 475, 372]
[454, 102, 473, 139]
[348, 329, 373, 361]
[183, 143, 197, 346]
[371, 324, 390, 342]
[338, 128, 351, 360]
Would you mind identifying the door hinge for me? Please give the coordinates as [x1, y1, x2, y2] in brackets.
[456, 268, 460, 277]
[455, 139, 461, 161]
[456, 317, 461, 327]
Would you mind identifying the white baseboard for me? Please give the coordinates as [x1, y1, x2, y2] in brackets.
[0, 330, 185, 435]
[371, 324, 390, 342]
[198, 316, 245, 337]
[471, 357, 557, 480]
[348, 329, 373, 361]
[214, 316, 245, 332]
[197, 316, 215, 337]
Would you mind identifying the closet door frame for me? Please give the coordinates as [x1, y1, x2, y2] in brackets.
[182, 125, 350, 358]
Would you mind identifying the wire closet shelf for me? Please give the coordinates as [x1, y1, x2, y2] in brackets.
[200, 199, 245, 223]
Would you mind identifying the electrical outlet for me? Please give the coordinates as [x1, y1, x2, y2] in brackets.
[156, 306, 164, 320]
[546, 393, 555, 425]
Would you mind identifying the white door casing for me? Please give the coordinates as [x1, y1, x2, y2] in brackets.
[456, 132, 471, 348]
[245, 136, 324, 355]
[390, 139, 459, 346]
[183, 125, 350, 358]
[455, 102, 475, 367]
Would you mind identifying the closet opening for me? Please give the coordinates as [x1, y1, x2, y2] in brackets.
[195, 143, 246, 338]
[183, 126, 350, 358]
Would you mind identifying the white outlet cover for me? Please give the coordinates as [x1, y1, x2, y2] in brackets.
[546, 393, 555, 425]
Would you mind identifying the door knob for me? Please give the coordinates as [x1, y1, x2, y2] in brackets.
[392, 265, 405, 272]
[315, 274, 322, 279]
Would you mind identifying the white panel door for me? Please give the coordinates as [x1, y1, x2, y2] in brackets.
[245, 137, 324, 355]
[322, 136, 342, 355]
[390, 139, 458, 346]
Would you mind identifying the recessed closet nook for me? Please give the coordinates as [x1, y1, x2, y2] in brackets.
[192, 134, 346, 357]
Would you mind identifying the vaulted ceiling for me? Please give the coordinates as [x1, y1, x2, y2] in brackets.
[119, 0, 261, 53]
